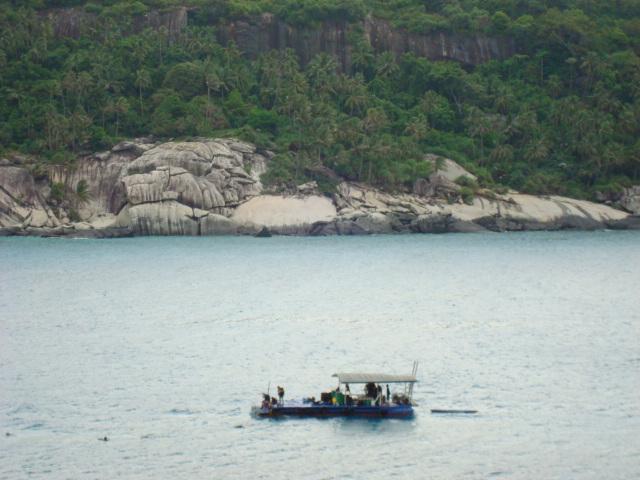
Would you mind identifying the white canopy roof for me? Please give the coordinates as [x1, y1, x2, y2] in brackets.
[332, 373, 417, 384]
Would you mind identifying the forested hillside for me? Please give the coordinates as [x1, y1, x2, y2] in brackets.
[1, 0, 640, 199]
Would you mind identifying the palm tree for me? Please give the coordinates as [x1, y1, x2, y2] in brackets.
[363, 108, 388, 135]
[75, 179, 91, 206]
[344, 88, 368, 115]
[105, 97, 129, 137]
[69, 109, 92, 152]
[374, 52, 398, 80]
[201, 58, 227, 124]
[466, 107, 494, 163]
[404, 115, 429, 142]
[134, 68, 151, 115]
[306, 53, 337, 97]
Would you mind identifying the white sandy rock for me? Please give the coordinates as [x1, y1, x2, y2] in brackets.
[427, 154, 477, 182]
[232, 195, 337, 228]
[200, 213, 240, 235]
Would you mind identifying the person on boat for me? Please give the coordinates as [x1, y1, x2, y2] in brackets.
[365, 382, 376, 398]
[262, 394, 270, 409]
[277, 385, 285, 405]
[376, 385, 383, 406]
[386, 384, 390, 402]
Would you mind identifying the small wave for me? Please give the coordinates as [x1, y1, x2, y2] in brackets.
[167, 408, 196, 415]
[8, 403, 36, 415]
[23, 422, 45, 430]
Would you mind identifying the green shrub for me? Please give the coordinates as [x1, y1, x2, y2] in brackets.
[75, 179, 90, 203]
[261, 153, 296, 187]
[50, 182, 66, 202]
[163, 63, 205, 99]
[274, 0, 367, 26]
[85, 3, 103, 14]
[102, 1, 149, 18]
[491, 11, 511, 33]
[459, 186, 475, 205]
[127, 164, 156, 175]
[68, 208, 81, 222]
[247, 108, 280, 134]
[455, 175, 479, 190]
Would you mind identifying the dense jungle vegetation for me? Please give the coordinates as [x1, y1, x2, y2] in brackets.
[1, 0, 640, 198]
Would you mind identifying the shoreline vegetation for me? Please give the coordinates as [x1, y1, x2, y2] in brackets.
[1, 1, 640, 236]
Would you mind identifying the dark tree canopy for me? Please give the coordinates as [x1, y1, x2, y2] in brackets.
[1, 0, 640, 197]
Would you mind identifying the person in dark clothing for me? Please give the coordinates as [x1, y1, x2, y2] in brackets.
[277, 385, 285, 405]
[365, 382, 376, 398]
[386, 384, 390, 402]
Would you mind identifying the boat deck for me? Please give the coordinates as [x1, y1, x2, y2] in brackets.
[253, 400, 414, 418]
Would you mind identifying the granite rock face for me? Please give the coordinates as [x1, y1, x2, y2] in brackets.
[620, 186, 640, 215]
[216, 14, 515, 70]
[112, 139, 268, 235]
[42, 7, 188, 39]
[0, 139, 268, 236]
[0, 138, 636, 237]
[0, 166, 60, 229]
[316, 180, 632, 235]
[43, 7, 515, 69]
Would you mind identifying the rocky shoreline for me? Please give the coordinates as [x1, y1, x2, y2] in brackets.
[1, 138, 639, 238]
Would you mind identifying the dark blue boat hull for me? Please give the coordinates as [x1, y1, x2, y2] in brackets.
[253, 403, 414, 418]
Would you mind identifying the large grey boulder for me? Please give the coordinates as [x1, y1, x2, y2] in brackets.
[116, 201, 200, 235]
[43, 138, 269, 235]
[620, 186, 640, 214]
[0, 166, 60, 228]
[414, 155, 476, 197]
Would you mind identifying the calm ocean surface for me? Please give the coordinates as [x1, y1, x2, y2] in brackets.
[1, 232, 639, 479]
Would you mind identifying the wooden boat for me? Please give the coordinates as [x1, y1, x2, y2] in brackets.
[252, 365, 418, 419]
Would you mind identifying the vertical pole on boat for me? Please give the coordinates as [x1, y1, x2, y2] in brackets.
[409, 361, 418, 400]
[267, 381, 270, 397]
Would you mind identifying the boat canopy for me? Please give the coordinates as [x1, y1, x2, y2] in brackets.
[332, 373, 417, 384]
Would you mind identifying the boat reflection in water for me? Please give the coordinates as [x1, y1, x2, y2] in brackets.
[252, 364, 418, 419]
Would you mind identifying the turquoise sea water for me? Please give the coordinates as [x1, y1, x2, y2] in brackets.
[1, 232, 639, 479]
